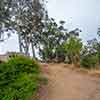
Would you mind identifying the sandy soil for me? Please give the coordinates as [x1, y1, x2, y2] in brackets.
[38, 63, 100, 100]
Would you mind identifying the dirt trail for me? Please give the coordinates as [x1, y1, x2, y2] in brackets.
[39, 64, 100, 100]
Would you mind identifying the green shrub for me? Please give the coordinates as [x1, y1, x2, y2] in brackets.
[81, 55, 97, 69]
[0, 55, 41, 100]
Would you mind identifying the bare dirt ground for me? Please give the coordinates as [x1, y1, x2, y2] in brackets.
[38, 63, 100, 100]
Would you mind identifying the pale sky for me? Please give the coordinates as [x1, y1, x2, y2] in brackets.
[47, 0, 100, 40]
[0, 0, 100, 53]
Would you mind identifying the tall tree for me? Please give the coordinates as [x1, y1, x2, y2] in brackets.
[39, 18, 82, 62]
[64, 36, 83, 66]
[39, 18, 68, 61]
[10, 0, 47, 57]
[0, 0, 13, 41]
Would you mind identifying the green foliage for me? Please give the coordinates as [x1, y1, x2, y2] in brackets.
[55, 44, 66, 62]
[64, 36, 82, 55]
[0, 0, 12, 41]
[10, 0, 47, 57]
[64, 36, 83, 65]
[39, 18, 69, 61]
[81, 54, 98, 69]
[0, 55, 40, 100]
[81, 35, 100, 69]
[7, 55, 40, 74]
[0, 0, 12, 27]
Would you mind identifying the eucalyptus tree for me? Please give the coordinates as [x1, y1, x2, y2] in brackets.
[10, 0, 47, 57]
[80, 38, 99, 68]
[86, 36, 100, 65]
[0, 0, 13, 42]
[39, 17, 82, 62]
[84, 28, 100, 66]
[38, 18, 69, 61]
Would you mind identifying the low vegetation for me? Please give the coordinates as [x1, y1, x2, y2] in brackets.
[0, 55, 43, 100]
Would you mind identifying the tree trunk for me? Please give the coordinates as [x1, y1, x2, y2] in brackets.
[31, 42, 35, 58]
[24, 37, 29, 56]
[74, 54, 80, 68]
[18, 33, 23, 53]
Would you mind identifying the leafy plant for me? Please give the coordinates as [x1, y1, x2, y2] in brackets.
[0, 55, 41, 100]
[64, 36, 83, 66]
[81, 54, 98, 69]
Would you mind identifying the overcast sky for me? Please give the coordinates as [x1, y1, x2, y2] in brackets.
[47, 0, 100, 40]
[0, 0, 100, 53]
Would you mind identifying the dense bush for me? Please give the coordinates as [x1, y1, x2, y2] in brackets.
[81, 54, 98, 69]
[0, 55, 41, 100]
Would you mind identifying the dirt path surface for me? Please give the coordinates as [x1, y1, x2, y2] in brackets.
[39, 64, 100, 100]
